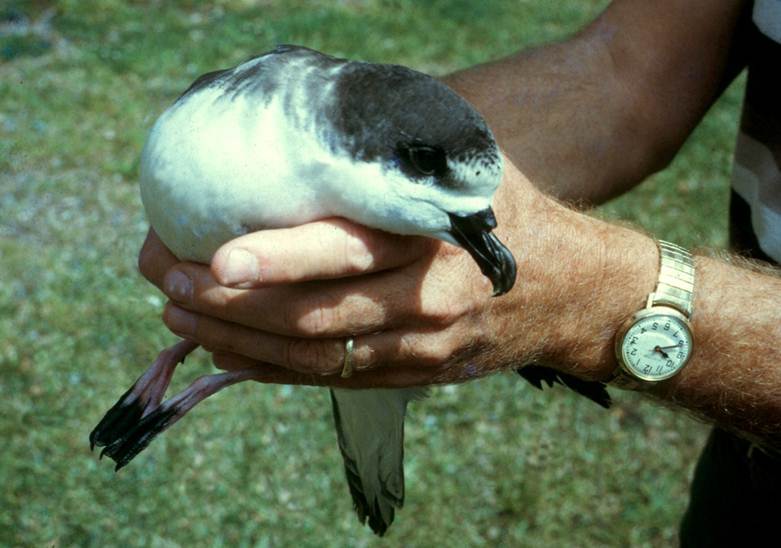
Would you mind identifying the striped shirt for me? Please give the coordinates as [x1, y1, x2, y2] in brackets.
[730, 0, 781, 264]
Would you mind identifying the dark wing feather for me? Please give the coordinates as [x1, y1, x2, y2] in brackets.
[517, 365, 612, 408]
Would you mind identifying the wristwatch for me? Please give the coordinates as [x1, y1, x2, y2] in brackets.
[611, 240, 695, 389]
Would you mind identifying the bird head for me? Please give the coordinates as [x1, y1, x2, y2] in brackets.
[328, 60, 516, 295]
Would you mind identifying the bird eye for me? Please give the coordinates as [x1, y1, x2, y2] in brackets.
[407, 145, 447, 177]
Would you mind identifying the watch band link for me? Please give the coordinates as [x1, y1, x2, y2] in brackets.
[647, 240, 695, 318]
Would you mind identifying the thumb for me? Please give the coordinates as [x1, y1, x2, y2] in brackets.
[210, 217, 432, 288]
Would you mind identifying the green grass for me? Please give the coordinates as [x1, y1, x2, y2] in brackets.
[1, 1, 742, 546]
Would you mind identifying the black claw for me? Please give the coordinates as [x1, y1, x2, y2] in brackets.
[99, 404, 179, 471]
[89, 386, 146, 451]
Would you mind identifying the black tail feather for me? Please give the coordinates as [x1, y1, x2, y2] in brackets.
[329, 390, 394, 537]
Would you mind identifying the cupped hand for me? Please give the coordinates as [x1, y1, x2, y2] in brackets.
[137, 158, 631, 388]
[137, 163, 551, 389]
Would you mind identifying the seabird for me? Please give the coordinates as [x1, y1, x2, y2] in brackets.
[90, 45, 608, 536]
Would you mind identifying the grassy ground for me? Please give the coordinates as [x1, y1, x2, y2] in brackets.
[1, 1, 744, 546]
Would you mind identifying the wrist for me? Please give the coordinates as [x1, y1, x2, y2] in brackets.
[504, 186, 659, 380]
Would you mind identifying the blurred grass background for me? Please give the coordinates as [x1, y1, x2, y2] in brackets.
[0, 1, 743, 546]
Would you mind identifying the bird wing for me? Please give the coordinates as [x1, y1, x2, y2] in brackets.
[517, 365, 612, 408]
[329, 386, 427, 536]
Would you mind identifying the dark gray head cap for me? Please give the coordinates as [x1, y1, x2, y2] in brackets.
[331, 62, 498, 169]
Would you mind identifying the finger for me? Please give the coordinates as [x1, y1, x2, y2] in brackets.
[211, 352, 442, 389]
[138, 228, 180, 289]
[163, 302, 465, 375]
[162, 262, 444, 338]
[210, 218, 433, 288]
[164, 302, 348, 375]
[164, 302, 377, 374]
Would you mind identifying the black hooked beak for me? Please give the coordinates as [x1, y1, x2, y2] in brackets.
[447, 208, 517, 296]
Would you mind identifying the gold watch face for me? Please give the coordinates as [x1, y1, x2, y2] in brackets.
[617, 307, 693, 382]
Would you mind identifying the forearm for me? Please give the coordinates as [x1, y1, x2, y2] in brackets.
[501, 170, 781, 449]
[655, 255, 781, 448]
[443, 39, 648, 203]
[443, 0, 749, 204]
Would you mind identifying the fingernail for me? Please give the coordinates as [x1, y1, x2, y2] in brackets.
[165, 305, 197, 336]
[221, 248, 259, 286]
[164, 270, 192, 303]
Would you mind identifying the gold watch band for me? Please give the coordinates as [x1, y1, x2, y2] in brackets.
[647, 240, 695, 318]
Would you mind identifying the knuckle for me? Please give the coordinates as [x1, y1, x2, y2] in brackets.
[293, 292, 341, 336]
[399, 334, 453, 367]
[353, 343, 378, 372]
[203, 283, 232, 311]
[286, 339, 340, 374]
[342, 228, 375, 273]
[423, 339, 454, 365]
[419, 296, 467, 327]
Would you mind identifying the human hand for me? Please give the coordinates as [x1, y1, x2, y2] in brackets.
[139, 158, 647, 388]
[138, 214, 520, 388]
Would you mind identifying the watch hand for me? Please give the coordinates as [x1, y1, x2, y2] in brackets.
[658, 344, 682, 351]
[653, 345, 670, 359]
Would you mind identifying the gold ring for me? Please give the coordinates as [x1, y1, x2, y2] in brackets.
[341, 337, 355, 378]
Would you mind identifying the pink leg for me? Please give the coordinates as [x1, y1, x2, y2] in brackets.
[98, 367, 264, 470]
[92, 355, 265, 471]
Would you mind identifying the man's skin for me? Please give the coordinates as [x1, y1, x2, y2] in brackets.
[139, 0, 781, 450]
